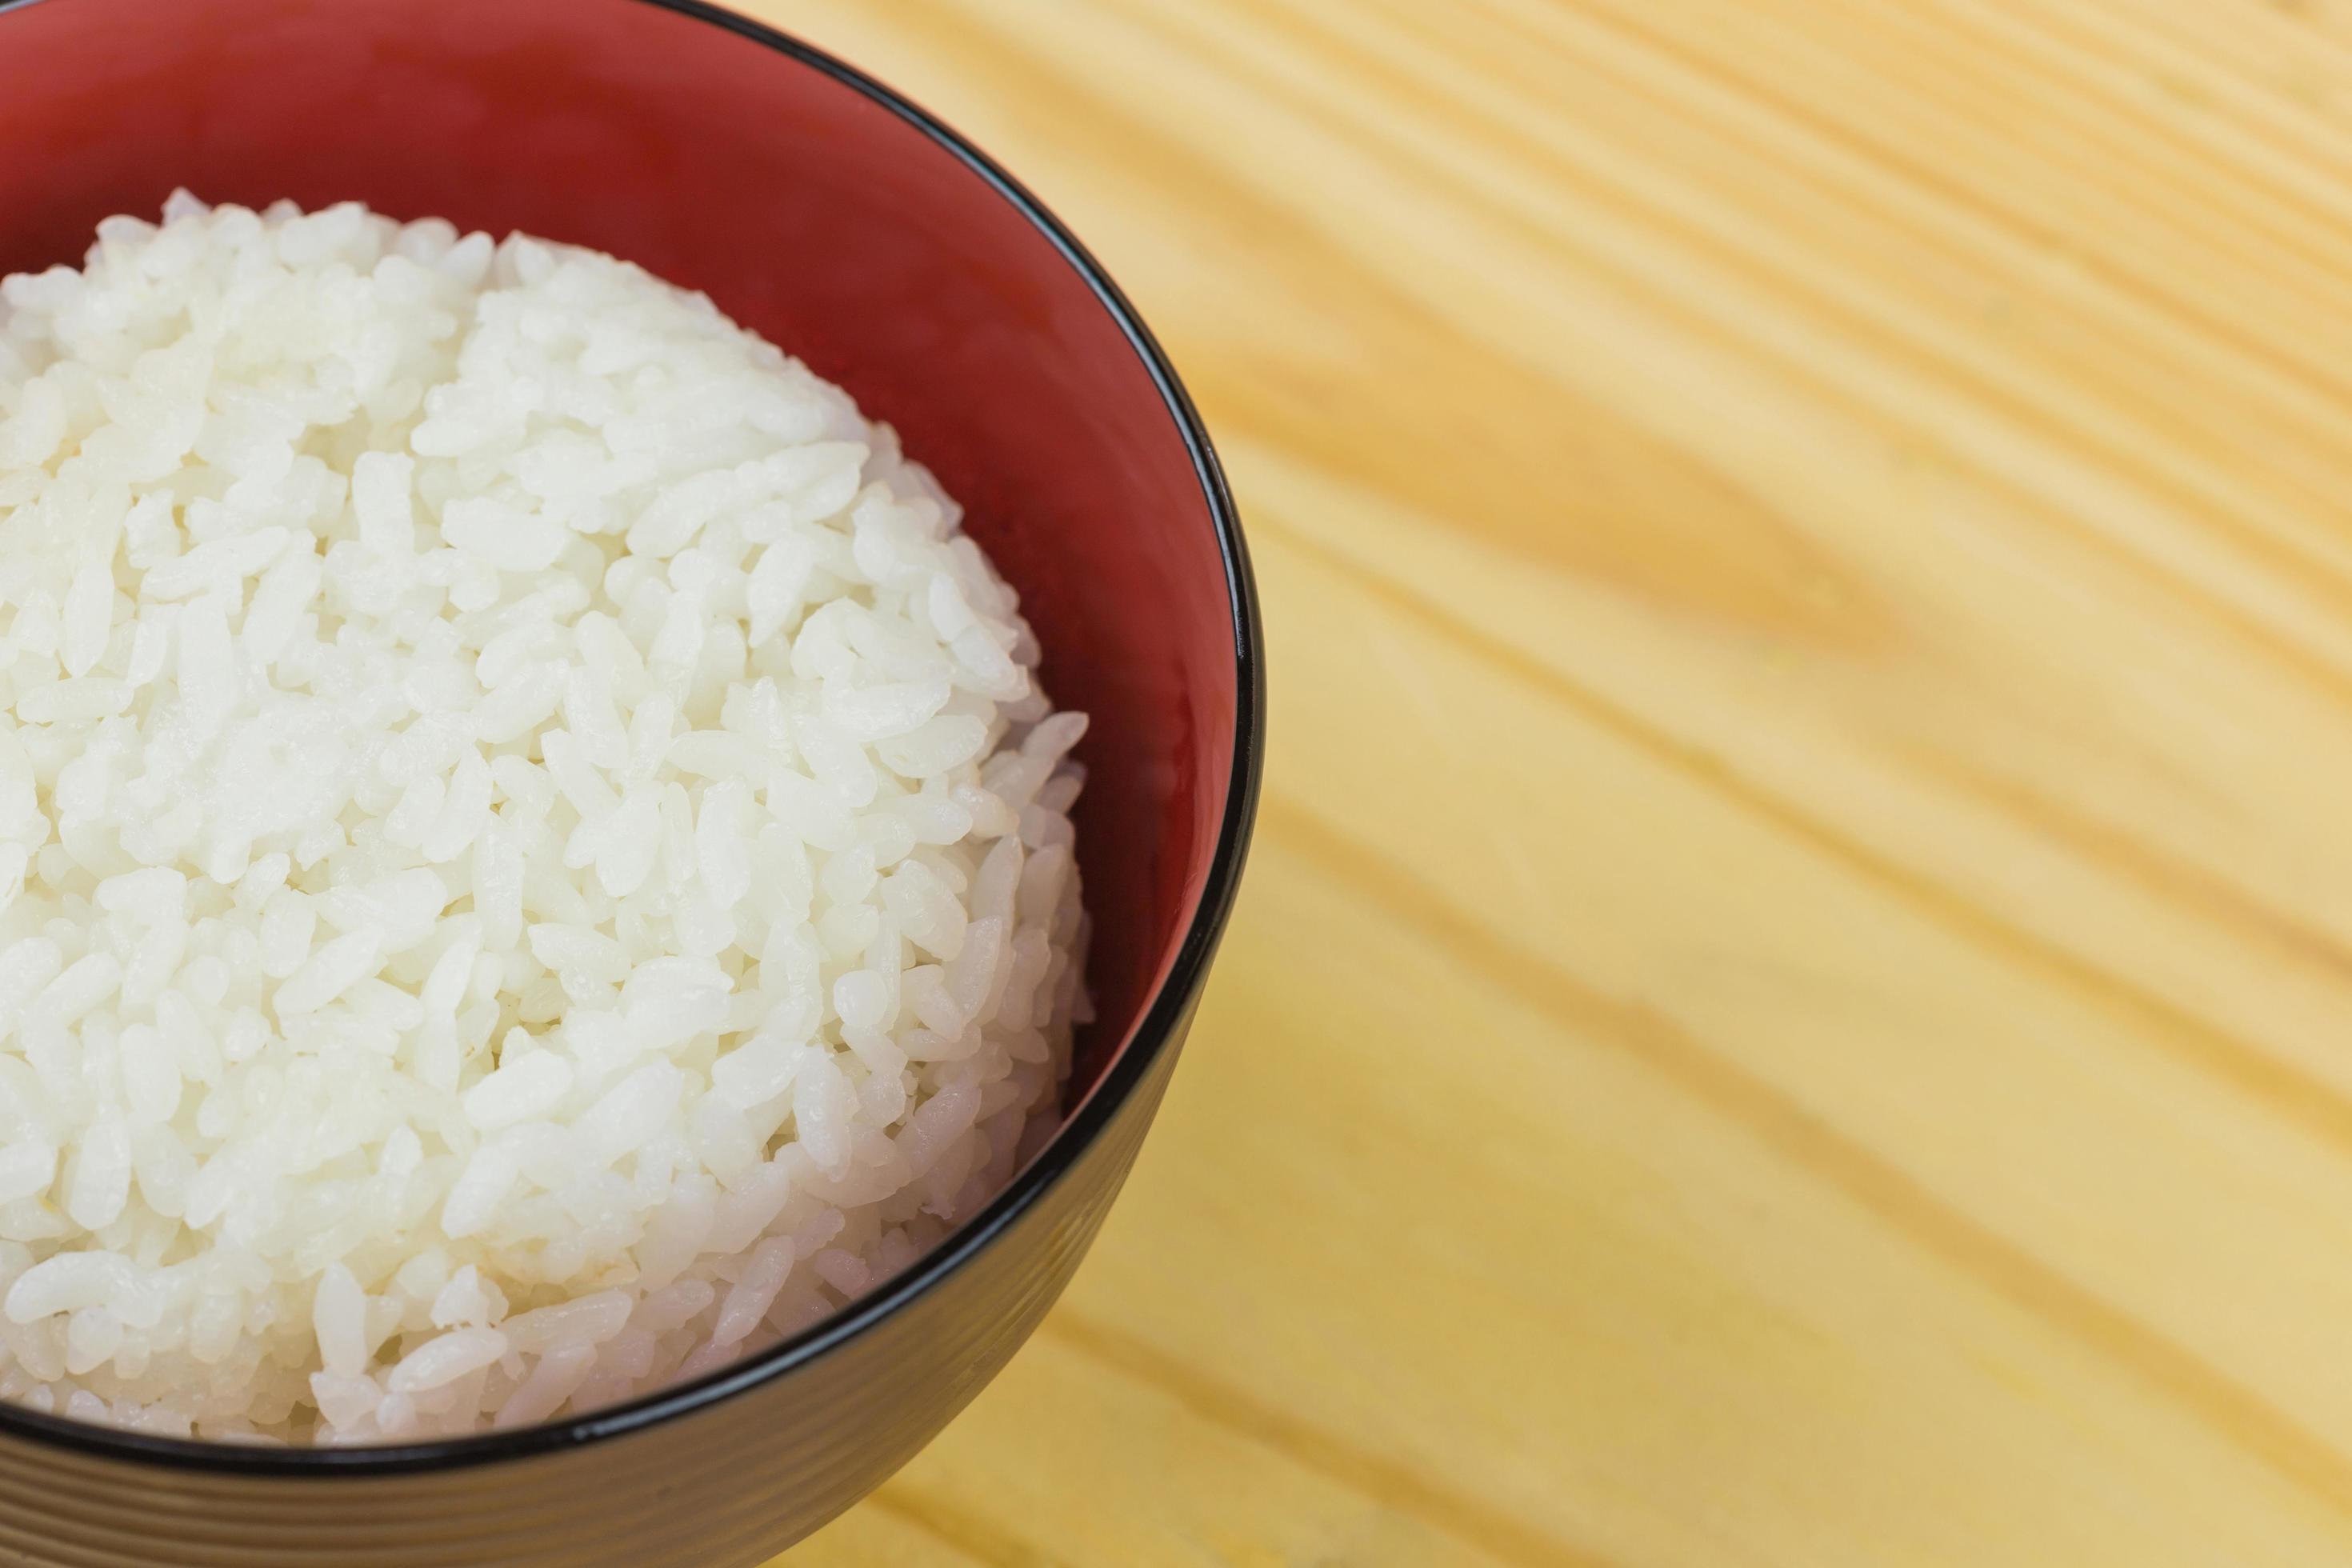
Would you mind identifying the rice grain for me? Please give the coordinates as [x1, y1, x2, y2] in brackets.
[0, 197, 1086, 1442]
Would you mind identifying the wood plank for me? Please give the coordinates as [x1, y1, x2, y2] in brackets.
[756, 0, 2352, 1559]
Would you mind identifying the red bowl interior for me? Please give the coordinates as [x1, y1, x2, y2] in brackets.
[0, 0, 1244, 1105]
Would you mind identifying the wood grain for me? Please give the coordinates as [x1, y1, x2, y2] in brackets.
[746, 0, 2352, 1561]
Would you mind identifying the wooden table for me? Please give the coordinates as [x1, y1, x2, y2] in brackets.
[759, 1, 2352, 1562]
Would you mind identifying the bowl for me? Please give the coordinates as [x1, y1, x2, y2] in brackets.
[0, 0, 1262, 1560]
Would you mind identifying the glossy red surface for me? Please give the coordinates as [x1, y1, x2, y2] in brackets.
[0, 0, 1239, 1103]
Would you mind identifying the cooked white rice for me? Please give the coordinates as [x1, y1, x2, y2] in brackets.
[0, 195, 1087, 1443]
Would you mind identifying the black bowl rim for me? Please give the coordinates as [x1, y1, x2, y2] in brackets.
[0, 0, 1265, 1476]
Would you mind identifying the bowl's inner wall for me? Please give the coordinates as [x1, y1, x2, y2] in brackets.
[0, 0, 1238, 1102]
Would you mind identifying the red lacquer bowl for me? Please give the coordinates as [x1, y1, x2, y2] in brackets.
[0, 1, 1262, 1562]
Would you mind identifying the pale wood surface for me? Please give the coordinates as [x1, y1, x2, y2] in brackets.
[752, 1, 2352, 1562]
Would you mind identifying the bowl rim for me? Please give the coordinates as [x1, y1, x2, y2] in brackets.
[0, 0, 1265, 1475]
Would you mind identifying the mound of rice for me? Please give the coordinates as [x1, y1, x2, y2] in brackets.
[0, 195, 1088, 1442]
